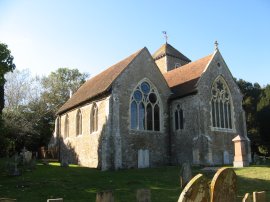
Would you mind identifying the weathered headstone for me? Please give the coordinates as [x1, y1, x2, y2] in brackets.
[254, 154, 260, 165]
[223, 151, 230, 164]
[136, 189, 151, 202]
[178, 174, 210, 202]
[242, 193, 252, 202]
[96, 191, 114, 202]
[138, 149, 149, 168]
[0, 198, 17, 202]
[253, 191, 266, 202]
[180, 162, 192, 188]
[24, 151, 32, 164]
[47, 198, 63, 202]
[61, 157, 69, 168]
[210, 167, 237, 202]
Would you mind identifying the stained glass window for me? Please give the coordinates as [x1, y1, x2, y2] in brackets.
[130, 81, 161, 131]
[211, 76, 233, 130]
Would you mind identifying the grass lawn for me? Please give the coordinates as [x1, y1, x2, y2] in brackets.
[0, 159, 269, 202]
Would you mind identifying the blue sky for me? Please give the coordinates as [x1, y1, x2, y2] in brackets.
[0, 1, 269, 85]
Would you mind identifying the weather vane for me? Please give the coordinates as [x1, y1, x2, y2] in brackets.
[214, 40, 219, 50]
[162, 31, 168, 44]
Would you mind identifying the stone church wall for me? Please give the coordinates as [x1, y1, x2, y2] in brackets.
[195, 51, 246, 165]
[59, 96, 111, 169]
[170, 51, 247, 166]
[155, 55, 189, 74]
[170, 95, 200, 165]
[111, 49, 171, 169]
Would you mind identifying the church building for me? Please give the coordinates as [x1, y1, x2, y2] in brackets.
[54, 42, 251, 170]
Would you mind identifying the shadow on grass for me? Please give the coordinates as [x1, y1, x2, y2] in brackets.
[0, 163, 183, 202]
[236, 171, 270, 201]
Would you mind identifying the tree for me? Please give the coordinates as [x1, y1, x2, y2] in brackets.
[257, 85, 270, 155]
[2, 67, 88, 154]
[0, 42, 16, 114]
[5, 69, 42, 108]
[41, 67, 89, 114]
[236, 79, 261, 142]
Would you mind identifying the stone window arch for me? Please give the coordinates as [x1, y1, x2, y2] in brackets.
[174, 104, 184, 130]
[130, 79, 161, 131]
[76, 109, 82, 136]
[211, 76, 234, 130]
[90, 103, 98, 133]
[64, 114, 69, 138]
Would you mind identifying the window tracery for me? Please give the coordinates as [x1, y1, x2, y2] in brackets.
[130, 81, 161, 131]
[211, 76, 233, 130]
[174, 104, 184, 130]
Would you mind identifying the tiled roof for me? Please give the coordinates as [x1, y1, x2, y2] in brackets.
[163, 54, 213, 98]
[57, 48, 144, 114]
[152, 43, 191, 62]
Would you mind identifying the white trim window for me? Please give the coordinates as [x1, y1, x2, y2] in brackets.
[76, 109, 82, 136]
[64, 114, 69, 138]
[211, 76, 233, 130]
[174, 104, 184, 130]
[90, 103, 98, 133]
[130, 80, 161, 131]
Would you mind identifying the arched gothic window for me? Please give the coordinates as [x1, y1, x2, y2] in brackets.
[174, 104, 184, 130]
[64, 114, 69, 138]
[130, 81, 161, 131]
[211, 76, 233, 129]
[90, 103, 98, 133]
[76, 109, 82, 136]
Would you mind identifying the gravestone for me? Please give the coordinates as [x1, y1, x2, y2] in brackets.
[242, 193, 252, 202]
[210, 167, 237, 202]
[96, 191, 114, 202]
[223, 151, 229, 164]
[8, 154, 21, 176]
[61, 156, 69, 168]
[24, 151, 32, 164]
[138, 149, 149, 168]
[136, 189, 151, 202]
[178, 174, 210, 202]
[47, 198, 63, 202]
[253, 191, 266, 202]
[180, 162, 192, 188]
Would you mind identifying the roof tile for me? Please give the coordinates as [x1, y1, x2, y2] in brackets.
[57, 48, 143, 114]
[163, 54, 213, 98]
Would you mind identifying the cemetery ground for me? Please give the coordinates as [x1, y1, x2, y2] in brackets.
[0, 158, 269, 202]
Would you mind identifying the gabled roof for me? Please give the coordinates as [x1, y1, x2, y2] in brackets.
[57, 48, 144, 114]
[152, 43, 191, 62]
[163, 53, 213, 98]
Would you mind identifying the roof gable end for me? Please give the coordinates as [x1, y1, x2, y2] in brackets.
[163, 53, 213, 98]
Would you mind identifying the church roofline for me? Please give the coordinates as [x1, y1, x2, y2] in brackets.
[152, 43, 191, 62]
[57, 48, 146, 115]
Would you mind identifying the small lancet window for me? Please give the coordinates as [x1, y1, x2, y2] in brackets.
[64, 114, 69, 138]
[76, 109, 82, 136]
[130, 81, 161, 131]
[174, 104, 184, 130]
[90, 103, 98, 133]
[211, 76, 233, 130]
